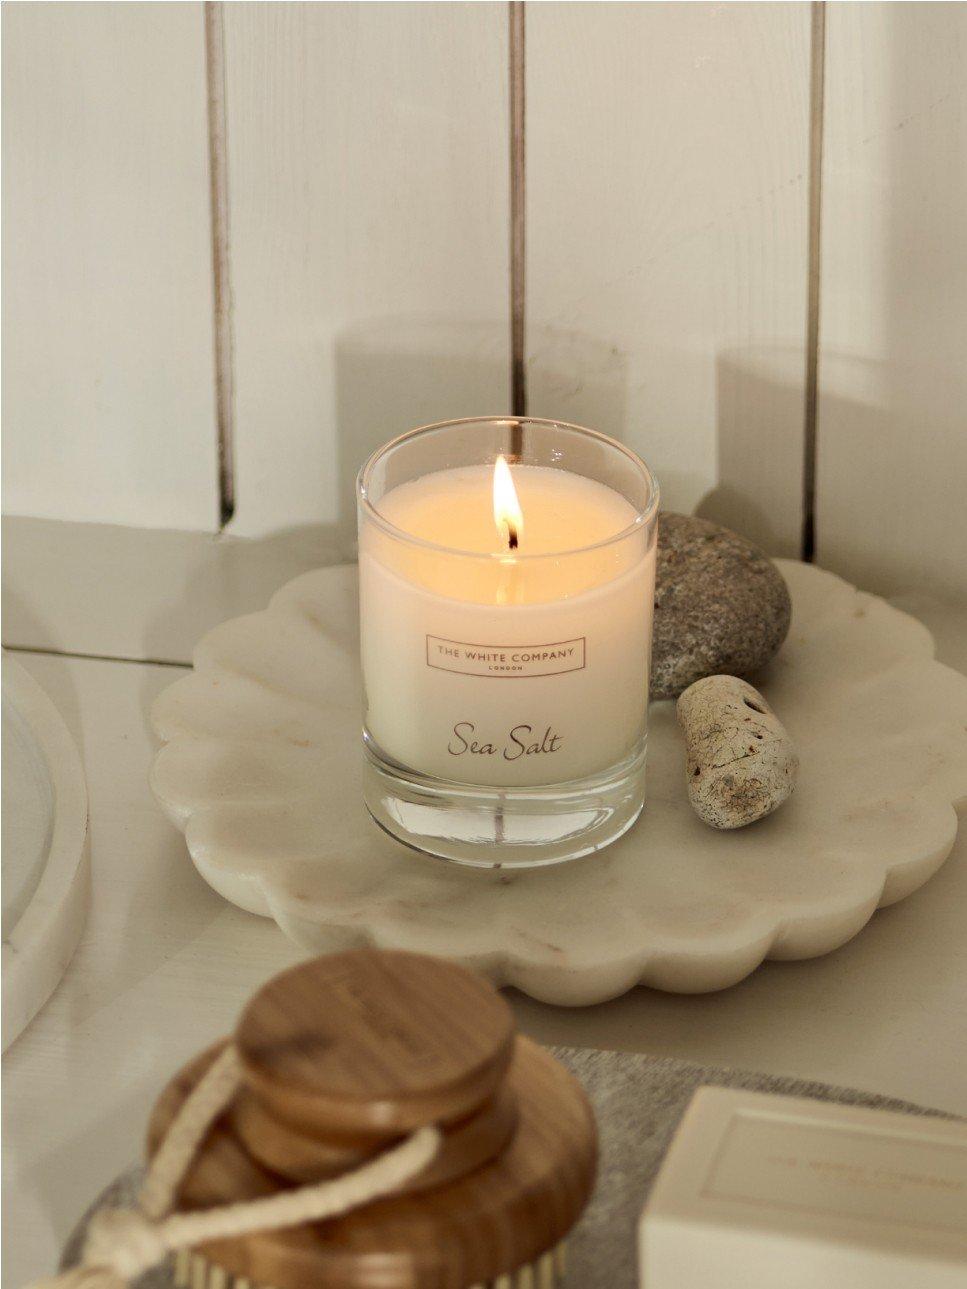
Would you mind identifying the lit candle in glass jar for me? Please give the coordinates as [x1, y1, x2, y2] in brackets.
[357, 417, 659, 869]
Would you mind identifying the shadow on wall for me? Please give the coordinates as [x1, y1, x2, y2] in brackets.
[129, 316, 510, 672]
[813, 352, 967, 600]
[526, 331, 810, 555]
[333, 317, 510, 556]
[334, 320, 637, 553]
[336, 322, 806, 549]
[525, 326, 629, 445]
[698, 345, 807, 559]
[522, 327, 732, 507]
[122, 332, 823, 681]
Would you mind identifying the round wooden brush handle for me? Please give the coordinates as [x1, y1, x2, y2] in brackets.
[235, 949, 516, 1136]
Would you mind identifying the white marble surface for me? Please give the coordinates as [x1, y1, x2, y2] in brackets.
[151, 561, 967, 1003]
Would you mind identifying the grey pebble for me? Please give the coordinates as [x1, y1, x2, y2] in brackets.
[651, 513, 791, 701]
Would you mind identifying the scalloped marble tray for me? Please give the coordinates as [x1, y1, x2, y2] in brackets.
[150, 561, 967, 1005]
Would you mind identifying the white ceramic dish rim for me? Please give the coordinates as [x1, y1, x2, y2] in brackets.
[2, 653, 90, 1050]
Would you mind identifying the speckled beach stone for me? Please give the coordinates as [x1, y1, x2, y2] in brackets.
[677, 676, 799, 829]
[651, 513, 791, 701]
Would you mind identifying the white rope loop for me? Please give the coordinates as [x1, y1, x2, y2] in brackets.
[30, 1045, 441, 1289]
[138, 1045, 244, 1222]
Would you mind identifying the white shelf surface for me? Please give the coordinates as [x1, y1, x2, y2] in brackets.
[3, 518, 966, 1285]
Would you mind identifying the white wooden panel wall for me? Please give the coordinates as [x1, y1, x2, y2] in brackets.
[527, 2, 811, 557]
[816, 2, 967, 600]
[223, 2, 510, 541]
[3, 2, 966, 599]
[2, 2, 218, 530]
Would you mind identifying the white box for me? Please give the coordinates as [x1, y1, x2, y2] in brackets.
[640, 1087, 967, 1288]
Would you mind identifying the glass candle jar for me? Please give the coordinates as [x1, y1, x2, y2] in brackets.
[357, 417, 659, 868]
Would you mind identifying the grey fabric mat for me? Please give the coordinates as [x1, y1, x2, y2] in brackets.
[63, 1048, 947, 1288]
[553, 1047, 946, 1288]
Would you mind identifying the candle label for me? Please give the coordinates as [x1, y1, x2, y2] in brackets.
[426, 634, 586, 678]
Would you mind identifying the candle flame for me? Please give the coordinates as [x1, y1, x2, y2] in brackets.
[493, 455, 523, 551]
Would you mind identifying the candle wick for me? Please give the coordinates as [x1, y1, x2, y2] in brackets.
[508, 525, 519, 551]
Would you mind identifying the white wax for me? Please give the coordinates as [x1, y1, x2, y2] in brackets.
[360, 464, 655, 787]
[379, 465, 637, 556]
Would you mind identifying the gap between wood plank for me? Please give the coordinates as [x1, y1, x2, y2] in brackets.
[205, 2, 237, 531]
[3, 643, 192, 670]
[509, 1, 527, 430]
[801, 0, 826, 563]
